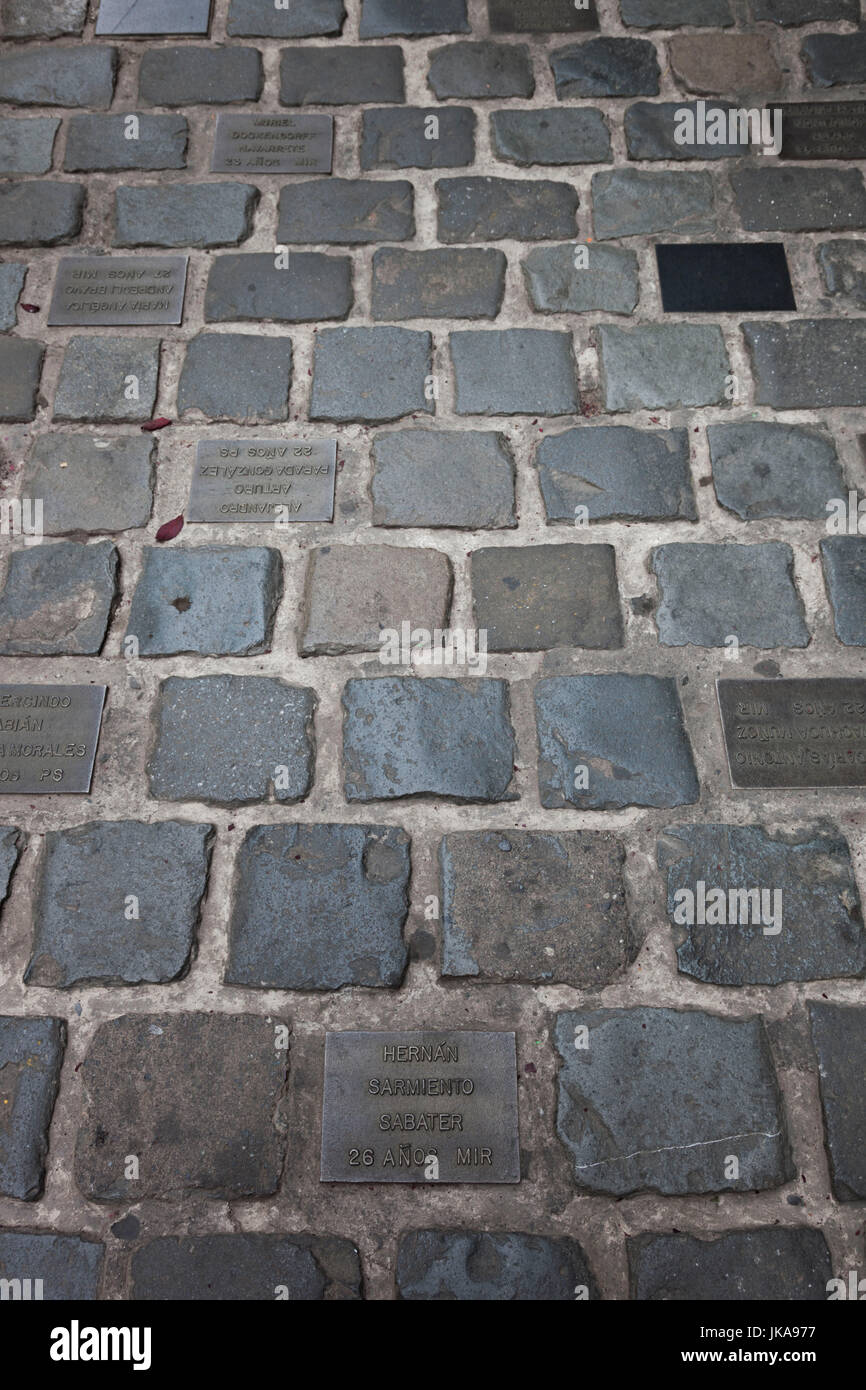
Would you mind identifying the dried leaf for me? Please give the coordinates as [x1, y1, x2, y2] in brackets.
[155, 515, 184, 543]
[141, 417, 172, 433]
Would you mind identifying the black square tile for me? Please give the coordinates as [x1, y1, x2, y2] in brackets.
[656, 243, 796, 313]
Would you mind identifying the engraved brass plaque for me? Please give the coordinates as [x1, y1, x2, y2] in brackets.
[718, 678, 866, 788]
[0, 685, 106, 793]
[211, 113, 333, 175]
[321, 1031, 520, 1183]
[48, 256, 188, 327]
[187, 438, 337, 524]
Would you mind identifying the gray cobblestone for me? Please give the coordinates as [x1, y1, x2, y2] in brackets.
[592, 169, 717, 241]
[227, 0, 346, 36]
[744, 319, 866, 408]
[599, 323, 729, 411]
[310, 326, 431, 423]
[438, 176, 578, 242]
[629, 1229, 832, 1301]
[65, 114, 188, 171]
[0, 45, 116, 108]
[360, 0, 469, 37]
[127, 545, 282, 656]
[22, 433, 155, 534]
[372, 247, 506, 320]
[0, 1017, 64, 1201]
[227, 822, 410, 990]
[0, 182, 84, 246]
[651, 542, 809, 649]
[818, 239, 866, 308]
[451, 328, 578, 414]
[441, 830, 631, 986]
[708, 422, 844, 521]
[148, 675, 315, 806]
[115, 183, 257, 249]
[280, 46, 404, 105]
[361, 107, 475, 170]
[427, 42, 534, 100]
[204, 253, 352, 323]
[490, 107, 610, 165]
[0, 1232, 103, 1300]
[131, 1234, 361, 1300]
[0, 540, 118, 656]
[821, 537, 866, 646]
[555, 1008, 791, 1195]
[472, 543, 622, 651]
[301, 543, 452, 655]
[522, 243, 639, 314]
[396, 1229, 599, 1300]
[28, 821, 213, 988]
[177, 332, 293, 421]
[342, 676, 516, 803]
[0, 260, 26, 329]
[53, 335, 160, 422]
[536, 674, 699, 810]
[139, 46, 263, 106]
[0, 117, 59, 175]
[536, 425, 696, 524]
[371, 428, 516, 528]
[0, 337, 43, 420]
[809, 1003, 866, 1202]
[732, 168, 866, 232]
[278, 179, 414, 245]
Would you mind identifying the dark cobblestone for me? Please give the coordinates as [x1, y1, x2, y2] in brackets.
[536, 674, 699, 810]
[659, 822, 866, 985]
[744, 319, 866, 408]
[0, 337, 43, 420]
[451, 328, 578, 415]
[0, 1232, 103, 1300]
[0, 260, 26, 327]
[472, 543, 622, 651]
[53, 335, 160, 422]
[204, 253, 352, 324]
[0, 117, 59, 174]
[360, 0, 469, 37]
[818, 239, 866, 308]
[438, 176, 578, 242]
[651, 542, 809, 649]
[148, 675, 315, 806]
[708, 422, 844, 521]
[226, 822, 410, 991]
[0, 540, 118, 656]
[821, 537, 866, 646]
[139, 46, 263, 106]
[536, 425, 696, 524]
[227, 0, 346, 37]
[732, 169, 866, 232]
[490, 108, 610, 165]
[0, 182, 84, 246]
[280, 46, 404, 105]
[809, 1003, 866, 1202]
[441, 830, 631, 986]
[310, 326, 431, 423]
[371, 428, 516, 528]
[278, 179, 414, 245]
[599, 323, 729, 411]
[177, 332, 293, 422]
[551, 39, 661, 99]
[114, 184, 257, 249]
[555, 1008, 791, 1195]
[361, 107, 475, 170]
[0, 45, 116, 108]
[522, 243, 638, 314]
[802, 34, 866, 87]
[28, 821, 213, 988]
[65, 114, 188, 171]
[427, 42, 534, 100]
[74, 1013, 289, 1202]
[372, 247, 505, 320]
[131, 1233, 361, 1300]
[127, 545, 282, 657]
[629, 1229, 832, 1301]
[0, 1017, 65, 1201]
[396, 1229, 599, 1300]
[592, 169, 717, 241]
[342, 677, 516, 803]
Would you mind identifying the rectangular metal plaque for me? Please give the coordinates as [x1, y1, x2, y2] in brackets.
[211, 113, 333, 175]
[188, 439, 337, 524]
[718, 678, 866, 788]
[321, 1031, 520, 1184]
[47, 256, 188, 327]
[780, 101, 866, 159]
[0, 685, 106, 794]
[656, 243, 796, 313]
[95, 0, 212, 34]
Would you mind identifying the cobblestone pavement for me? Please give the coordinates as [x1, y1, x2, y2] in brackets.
[1, 0, 865, 1303]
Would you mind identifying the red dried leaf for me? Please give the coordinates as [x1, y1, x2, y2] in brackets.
[20, 303, 40, 313]
[155, 515, 184, 543]
[141, 417, 172, 433]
